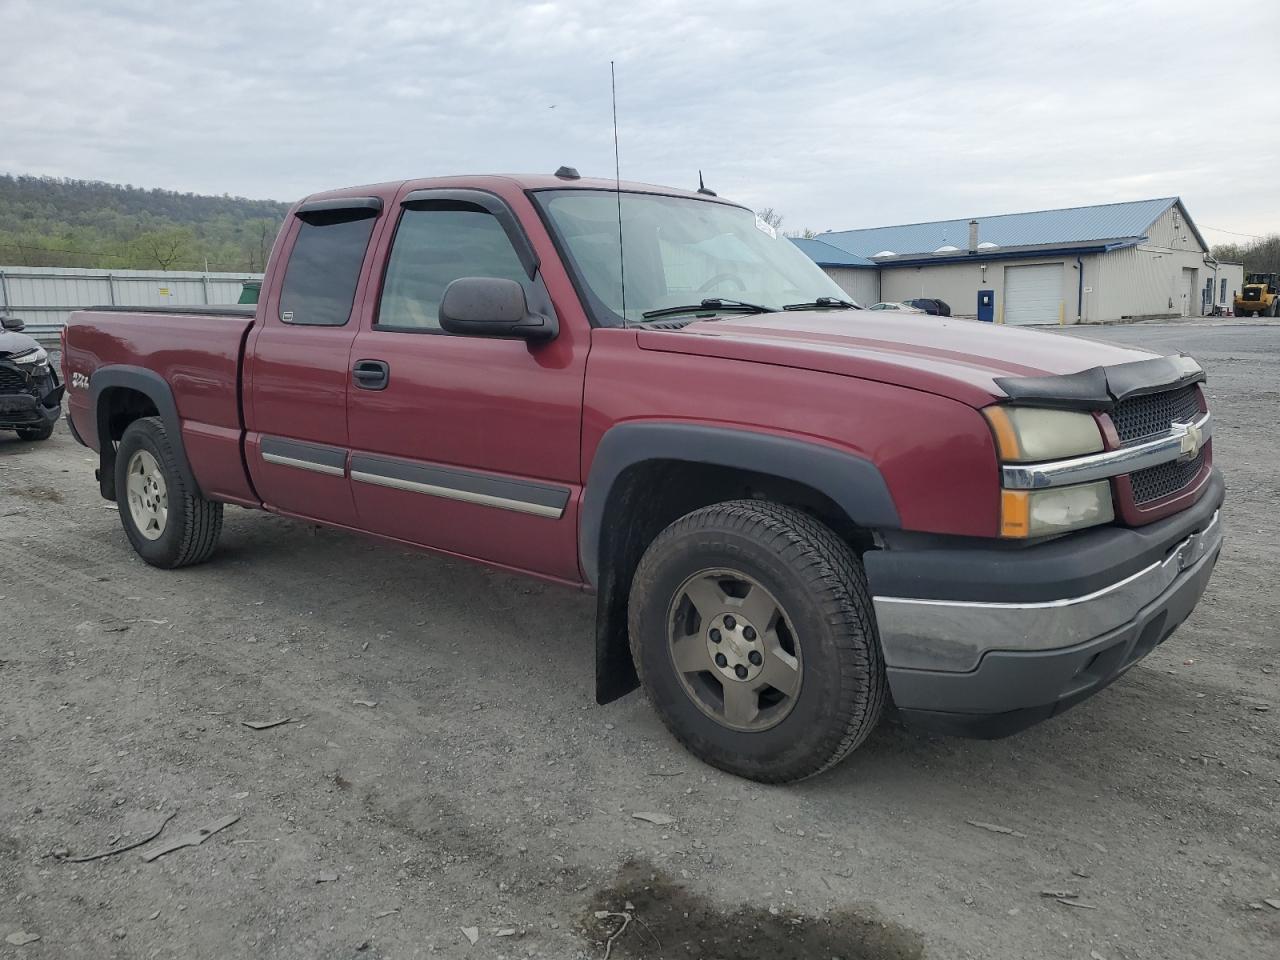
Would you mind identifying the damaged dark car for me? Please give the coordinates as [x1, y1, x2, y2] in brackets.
[0, 314, 62, 442]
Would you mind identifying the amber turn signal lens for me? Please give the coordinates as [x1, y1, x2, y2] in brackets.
[985, 407, 1023, 461]
[1000, 490, 1031, 538]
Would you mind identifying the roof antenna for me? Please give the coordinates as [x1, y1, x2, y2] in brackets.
[697, 171, 717, 196]
[611, 60, 627, 325]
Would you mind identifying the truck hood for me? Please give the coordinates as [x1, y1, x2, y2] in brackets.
[635, 310, 1156, 407]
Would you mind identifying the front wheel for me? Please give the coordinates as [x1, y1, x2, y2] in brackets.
[628, 500, 886, 783]
[115, 416, 223, 568]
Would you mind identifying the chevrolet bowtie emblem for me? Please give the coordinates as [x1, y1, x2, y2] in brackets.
[1173, 420, 1203, 462]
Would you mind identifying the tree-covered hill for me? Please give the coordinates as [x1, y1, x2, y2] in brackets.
[0, 174, 290, 272]
[1211, 236, 1280, 277]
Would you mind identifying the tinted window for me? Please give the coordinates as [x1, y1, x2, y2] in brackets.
[279, 212, 377, 326]
[377, 205, 530, 331]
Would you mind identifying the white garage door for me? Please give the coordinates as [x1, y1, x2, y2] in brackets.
[1004, 263, 1063, 325]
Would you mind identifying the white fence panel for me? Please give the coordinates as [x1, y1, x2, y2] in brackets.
[0, 265, 263, 334]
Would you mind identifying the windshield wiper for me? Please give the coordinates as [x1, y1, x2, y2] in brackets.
[640, 298, 773, 320]
[781, 297, 859, 311]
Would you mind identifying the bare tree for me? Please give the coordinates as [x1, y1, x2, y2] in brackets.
[756, 207, 784, 231]
[135, 228, 195, 270]
[258, 221, 272, 272]
[1212, 234, 1280, 274]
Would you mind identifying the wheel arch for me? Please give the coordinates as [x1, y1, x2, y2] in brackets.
[582, 422, 900, 704]
[90, 366, 201, 501]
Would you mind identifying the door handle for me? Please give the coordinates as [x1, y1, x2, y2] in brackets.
[352, 359, 390, 390]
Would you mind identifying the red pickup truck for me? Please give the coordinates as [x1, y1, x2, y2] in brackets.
[62, 172, 1223, 782]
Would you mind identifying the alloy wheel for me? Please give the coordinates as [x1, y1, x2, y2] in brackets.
[126, 449, 168, 541]
[667, 569, 802, 731]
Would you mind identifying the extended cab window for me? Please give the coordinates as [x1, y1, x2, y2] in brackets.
[377, 204, 530, 331]
[279, 207, 378, 326]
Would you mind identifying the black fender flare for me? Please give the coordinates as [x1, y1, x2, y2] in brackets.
[89, 365, 201, 501]
[580, 422, 900, 586]
[581, 422, 901, 705]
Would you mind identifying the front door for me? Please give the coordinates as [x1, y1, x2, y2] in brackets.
[245, 196, 386, 526]
[346, 187, 588, 582]
[976, 289, 995, 322]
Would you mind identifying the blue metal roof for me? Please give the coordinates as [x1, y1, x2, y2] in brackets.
[789, 236, 877, 268]
[815, 197, 1197, 260]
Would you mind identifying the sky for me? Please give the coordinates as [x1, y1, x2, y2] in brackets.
[4, 0, 1278, 242]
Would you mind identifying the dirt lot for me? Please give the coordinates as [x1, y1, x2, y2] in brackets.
[1, 320, 1276, 960]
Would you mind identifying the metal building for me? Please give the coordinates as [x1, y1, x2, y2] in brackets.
[789, 237, 881, 307]
[0, 265, 262, 336]
[795, 198, 1243, 324]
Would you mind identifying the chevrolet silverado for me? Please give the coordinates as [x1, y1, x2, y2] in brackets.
[61, 172, 1223, 782]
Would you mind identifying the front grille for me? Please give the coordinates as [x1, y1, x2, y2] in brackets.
[1111, 384, 1201, 445]
[1130, 450, 1206, 505]
[1242, 289, 1261, 301]
[0, 364, 30, 392]
[0, 406, 42, 424]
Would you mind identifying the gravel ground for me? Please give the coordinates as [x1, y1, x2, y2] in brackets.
[1, 320, 1276, 960]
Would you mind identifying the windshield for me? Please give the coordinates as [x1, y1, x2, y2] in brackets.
[535, 190, 859, 324]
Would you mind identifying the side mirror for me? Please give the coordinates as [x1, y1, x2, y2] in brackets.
[1, 315, 25, 332]
[439, 277, 557, 341]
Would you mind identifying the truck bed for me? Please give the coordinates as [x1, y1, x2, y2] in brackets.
[64, 307, 258, 505]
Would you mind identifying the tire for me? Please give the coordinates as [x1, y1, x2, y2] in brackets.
[114, 416, 223, 568]
[15, 422, 55, 441]
[628, 500, 887, 783]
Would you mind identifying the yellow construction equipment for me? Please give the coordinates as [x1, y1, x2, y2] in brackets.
[1234, 273, 1279, 317]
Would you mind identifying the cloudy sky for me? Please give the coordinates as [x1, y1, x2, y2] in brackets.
[5, 0, 1277, 240]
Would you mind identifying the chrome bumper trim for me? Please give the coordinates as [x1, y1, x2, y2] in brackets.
[1002, 411, 1212, 490]
[873, 511, 1222, 672]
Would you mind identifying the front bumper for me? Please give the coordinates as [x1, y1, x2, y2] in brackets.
[866, 470, 1224, 737]
[0, 387, 62, 430]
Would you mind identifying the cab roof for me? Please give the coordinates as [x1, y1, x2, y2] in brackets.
[303, 174, 744, 207]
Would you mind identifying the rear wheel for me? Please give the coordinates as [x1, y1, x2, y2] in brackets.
[15, 422, 54, 441]
[114, 416, 223, 568]
[628, 500, 886, 783]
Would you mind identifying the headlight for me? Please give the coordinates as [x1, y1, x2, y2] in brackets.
[1000, 481, 1114, 538]
[984, 406, 1103, 461]
[985, 406, 1112, 538]
[8, 346, 48, 368]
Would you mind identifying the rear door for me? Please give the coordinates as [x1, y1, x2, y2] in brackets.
[345, 186, 588, 581]
[244, 196, 386, 526]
